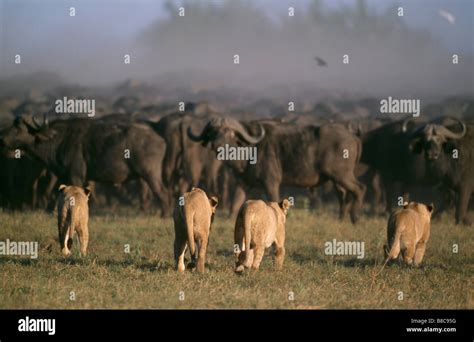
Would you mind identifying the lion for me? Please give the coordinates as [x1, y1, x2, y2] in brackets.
[173, 187, 218, 272]
[57, 184, 91, 256]
[384, 201, 434, 266]
[234, 199, 291, 273]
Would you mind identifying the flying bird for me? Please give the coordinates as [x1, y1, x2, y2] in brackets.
[314, 56, 327, 67]
[438, 9, 456, 25]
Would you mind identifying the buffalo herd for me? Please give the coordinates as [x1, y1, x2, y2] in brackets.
[0, 96, 473, 226]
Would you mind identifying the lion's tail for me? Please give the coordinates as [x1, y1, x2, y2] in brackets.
[68, 206, 76, 239]
[376, 227, 403, 277]
[373, 224, 403, 281]
[242, 210, 252, 267]
[387, 228, 402, 261]
[61, 206, 75, 255]
[184, 207, 196, 259]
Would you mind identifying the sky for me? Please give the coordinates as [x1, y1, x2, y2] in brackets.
[0, 0, 472, 97]
[1, 0, 471, 49]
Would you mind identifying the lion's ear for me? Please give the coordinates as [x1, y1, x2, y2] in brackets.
[59, 184, 67, 192]
[426, 203, 434, 213]
[280, 199, 291, 212]
[209, 196, 218, 212]
[84, 186, 92, 198]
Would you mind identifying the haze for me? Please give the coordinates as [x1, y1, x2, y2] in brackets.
[0, 0, 473, 100]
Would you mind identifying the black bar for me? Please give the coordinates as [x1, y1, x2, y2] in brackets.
[0, 310, 472, 341]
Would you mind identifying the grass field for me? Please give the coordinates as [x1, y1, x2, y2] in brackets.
[0, 205, 472, 309]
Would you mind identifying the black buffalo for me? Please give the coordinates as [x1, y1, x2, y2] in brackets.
[149, 111, 223, 202]
[188, 118, 366, 223]
[408, 117, 473, 225]
[0, 115, 169, 216]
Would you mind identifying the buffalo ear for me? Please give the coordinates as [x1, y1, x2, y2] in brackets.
[35, 129, 56, 141]
[14, 118, 29, 132]
[59, 184, 67, 192]
[209, 196, 218, 212]
[409, 138, 423, 154]
[43, 113, 49, 127]
[443, 140, 457, 154]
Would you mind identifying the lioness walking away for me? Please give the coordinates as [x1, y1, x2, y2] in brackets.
[173, 188, 218, 272]
[57, 185, 91, 256]
[234, 199, 290, 273]
[384, 201, 434, 266]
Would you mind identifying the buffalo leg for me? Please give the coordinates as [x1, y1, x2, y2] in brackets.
[432, 185, 454, 219]
[139, 179, 152, 211]
[335, 177, 365, 223]
[307, 187, 321, 209]
[334, 183, 351, 221]
[143, 175, 170, 217]
[370, 170, 383, 214]
[31, 171, 43, 210]
[43, 173, 58, 211]
[229, 184, 246, 218]
[456, 187, 472, 225]
[220, 168, 230, 211]
[383, 179, 394, 214]
[264, 180, 280, 202]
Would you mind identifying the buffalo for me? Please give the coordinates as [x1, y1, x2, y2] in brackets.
[149, 111, 224, 204]
[188, 118, 366, 223]
[360, 116, 472, 223]
[0, 115, 170, 216]
[361, 118, 431, 213]
[408, 117, 473, 225]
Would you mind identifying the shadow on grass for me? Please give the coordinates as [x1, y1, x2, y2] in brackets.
[336, 258, 379, 267]
[290, 254, 382, 268]
[99, 258, 173, 272]
[53, 256, 174, 272]
[215, 249, 234, 257]
[289, 245, 326, 265]
[89, 206, 165, 219]
[0, 253, 180, 273]
[0, 257, 39, 266]
[289, 252, 391, 268]
[331, 258, 452, 270]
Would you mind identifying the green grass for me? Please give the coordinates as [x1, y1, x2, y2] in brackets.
[0, 205, 472, 309]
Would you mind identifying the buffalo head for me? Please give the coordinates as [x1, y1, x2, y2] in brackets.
[187, 117, 265, 148]
[408, 117, 466, 160]
[0, 114, 51, 150]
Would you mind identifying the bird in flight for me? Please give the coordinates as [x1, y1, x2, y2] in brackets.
[438, 9, 456, 25]
[314, 56, 328, 67]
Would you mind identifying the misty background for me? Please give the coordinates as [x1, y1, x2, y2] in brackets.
[0, 0, 473, 104]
